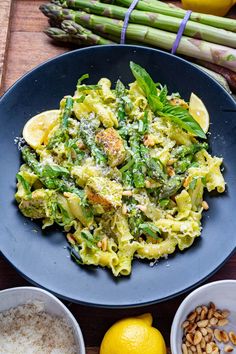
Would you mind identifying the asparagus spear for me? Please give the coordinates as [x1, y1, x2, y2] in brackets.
[45, 21, 116, 45]
[115, 79, 127, 126]
[62, 0, 236, 48]
[159, 175, 184, 199]
[21, 146, 83, 196]
[112, 0, 236, 33]
[79, 118, 107, 164]
[47, 96, 74, 149]
[173, 143, 208, 159]
[173, 142, 208, 173]
[39, 4, 236, 72]
[45, 27, 85, 45]
[61, 20, 116, 44]
[61, 96, 73, 129]
[129, 133, 146, 188]
[140, 145, 166, 182]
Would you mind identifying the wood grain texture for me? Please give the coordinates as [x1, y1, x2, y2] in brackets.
[0, 0, 236, 351]
[0, 0, 13, 91]
[86, 347, 99, 354]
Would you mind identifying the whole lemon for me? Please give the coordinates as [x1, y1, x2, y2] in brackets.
[181, 0, 236, 16]
[100, 313, 167, 354]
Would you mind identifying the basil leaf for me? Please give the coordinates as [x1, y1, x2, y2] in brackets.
[129, 62, 206, 139]
[42, 165, 70, 178]
[69, 246, 83, 265]
[130, 62, 163, 112]
[74, 95, 85, 103]
[159, 198, 170, 208]
[115, 79, 126, 97]
[81, 230, 98, 249]
[77, 73, 101, 91]
[77, 85, 101, 92]
[77, 73, 89, 86]
[159, 103, 206, 139]
[139, 223, 161, 239]
[201, 176, 207, 186]
[16, 173, 31, 196]
[57, 204, 71, 225]
[158, 85, 168, 103]
[189, 178, 198, 190]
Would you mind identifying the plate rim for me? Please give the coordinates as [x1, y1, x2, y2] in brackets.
[1, 44, 236, 308]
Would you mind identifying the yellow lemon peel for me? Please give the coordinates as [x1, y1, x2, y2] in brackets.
[189, 93, 209, 134]
[23, 110, 60, 149]
[181, 0, 236, 16]
[100, 313, 167, 354]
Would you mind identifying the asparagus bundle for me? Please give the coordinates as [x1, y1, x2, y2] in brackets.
[108, 0, 236, 32]
[40, 3, 236, 73]
[58, 0, 236, 48]
[54, 0, 236, 32]
[40, 1, 236, 91]
[45, 19, 230, 91]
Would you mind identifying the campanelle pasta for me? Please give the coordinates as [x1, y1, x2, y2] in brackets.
[15, 62, 225, 276]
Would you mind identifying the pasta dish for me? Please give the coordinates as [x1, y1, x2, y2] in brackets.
[15, 62, 225, 276]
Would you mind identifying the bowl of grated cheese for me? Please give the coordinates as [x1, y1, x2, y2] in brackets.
[0, 286, 85, 354]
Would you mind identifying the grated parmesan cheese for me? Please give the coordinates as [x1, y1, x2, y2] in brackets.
[14, 136, 26, 151]
[0, 301, 78, 354]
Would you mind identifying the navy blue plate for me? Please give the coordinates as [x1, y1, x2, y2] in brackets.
[0, 45, 236, 308]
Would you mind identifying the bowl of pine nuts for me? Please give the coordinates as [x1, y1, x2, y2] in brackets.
[170, 280, 236, 354]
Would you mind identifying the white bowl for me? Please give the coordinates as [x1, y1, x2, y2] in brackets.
[171, 280, 236, 354]
[0, 286, 85, 354]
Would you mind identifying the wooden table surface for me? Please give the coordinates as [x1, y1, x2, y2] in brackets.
[1, 1, 236, 353]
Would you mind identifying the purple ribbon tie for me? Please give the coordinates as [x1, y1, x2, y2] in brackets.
[171, 10, 192, 54]
[120, 0, 140, 44]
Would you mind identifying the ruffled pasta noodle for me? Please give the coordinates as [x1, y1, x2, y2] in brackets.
[15, 66, 225, 276]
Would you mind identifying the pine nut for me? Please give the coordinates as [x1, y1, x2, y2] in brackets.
[214, 329, 222, 342]
[194, 331, 203, 345]
[122, 190, 132, 196]
[202, 201, 209, 210]
[101, 237, 108, 252]
[213, 312, 223, 319]
[197, 343, 203, 354]
[229, 331, 236, 345]
[224, 345, 234, 353]
[218, 319, 229, 327]
[137, 204, 147, 212]
[209, 317, 218, 326]
[187, 311, 197, 322]
[207, 308, 214, 320]
[200, 328, 208, 337]
[182, 343, 188, 354]
[186, 333, 194, 345]
[221, 330, 229, 343]
[122, 204, 127, 215]
[197, 320, 209, 328]
[182, 321, 190, 329]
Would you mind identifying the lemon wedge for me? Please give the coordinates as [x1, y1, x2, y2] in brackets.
[189, 93, 209, 133]
[23, 110, 60, 149]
